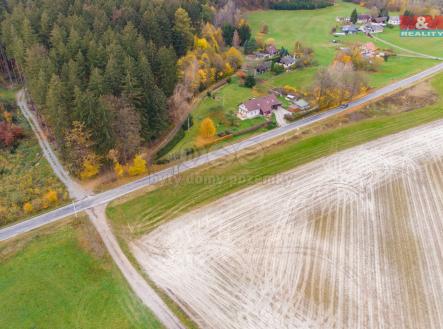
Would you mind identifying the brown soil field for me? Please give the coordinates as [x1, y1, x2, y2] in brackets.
[132, 119, 443, 329]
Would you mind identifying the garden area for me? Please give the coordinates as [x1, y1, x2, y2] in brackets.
[0, 86, 67, 226]
[157, 76, 276, 162]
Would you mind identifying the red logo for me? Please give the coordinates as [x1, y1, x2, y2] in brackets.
[400, 16, 443, 30]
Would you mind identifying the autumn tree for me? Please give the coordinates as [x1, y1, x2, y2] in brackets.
[128, 154, 147, 176]
[23, 202, 33, 214]
[312, 63, 368, 109]
[199, 117, 216, 139]
[0, 121, 23, 147]
[64, 121, 99, 177]
[80, 155, 101, 180]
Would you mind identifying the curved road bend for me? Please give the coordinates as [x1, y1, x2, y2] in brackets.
[2, 61, 443, 243]
[14, 91, 186, 329]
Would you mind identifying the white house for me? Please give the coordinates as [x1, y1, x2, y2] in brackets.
[388, 16, 400, 25]
[238, 95, 282, 120]
[279, 56, 297, 70]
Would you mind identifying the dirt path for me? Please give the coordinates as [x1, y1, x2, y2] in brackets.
[16, 90, 87, 199]
[132, 119, 443, 329]
[16, 89, 185, 329]
[88, 206, 185, 329]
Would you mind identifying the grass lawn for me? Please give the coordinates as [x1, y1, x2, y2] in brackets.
[0, 218, 162, 329]
[375, 26, 443, 58]
[0, 88, 68, 226]
[108, 73, 443, 239]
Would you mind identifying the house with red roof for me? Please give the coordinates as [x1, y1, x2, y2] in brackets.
[238, 95, 282, 120]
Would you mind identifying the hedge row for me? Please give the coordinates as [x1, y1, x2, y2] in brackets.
[270, 0, 333, 10]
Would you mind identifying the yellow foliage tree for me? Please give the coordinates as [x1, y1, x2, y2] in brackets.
[128, 155, 147, 176]
[194, 36, 209, 49]
[114, 162, 125, 177]
[43, 190, 58, 208]
[224, 63, 234, 76]
[225, 47, 243, 70]
[80, 157, 101, 180]
[23, 202, 33, 214]
[199, 117, 216, 139]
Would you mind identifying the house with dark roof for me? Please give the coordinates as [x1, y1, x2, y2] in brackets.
[357, 14, 372, 24]
[265, 45, 278, 56]
[279, 56, 296, 69]
[373, 16, 388, 24]
[256, 61, 272, 74]
[342, 24, 359, 34]
[238, 95, 282, 120]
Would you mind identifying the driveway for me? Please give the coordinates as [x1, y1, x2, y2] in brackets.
[274, 107, 292, 127]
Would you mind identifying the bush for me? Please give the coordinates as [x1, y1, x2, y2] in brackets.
[0, 121, 24, 148]
[272, 64, 285, 75]
[244, 75, 256, 88]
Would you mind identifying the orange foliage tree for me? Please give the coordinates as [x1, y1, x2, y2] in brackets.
[199, 117, 216, 139]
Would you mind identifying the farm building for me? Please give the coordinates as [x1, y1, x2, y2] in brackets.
[342, 25, 359, 34]
[291, 99, 310, 111]
[238, 95, 282, 120]
[389, 16, 400, 25]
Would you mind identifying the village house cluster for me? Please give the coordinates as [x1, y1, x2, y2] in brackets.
[253, 44, 298, 74]
[335, 14, 400, 36]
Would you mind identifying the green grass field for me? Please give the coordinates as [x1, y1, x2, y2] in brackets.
[376, 26, 443, 58]
[108, 73, 443, 239]
[247, 2, 440, 88]
[0, 218, 162, 329]
[0, 89, 68, 226]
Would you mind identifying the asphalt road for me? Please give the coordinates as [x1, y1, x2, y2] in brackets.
[2, 61, 443, 243]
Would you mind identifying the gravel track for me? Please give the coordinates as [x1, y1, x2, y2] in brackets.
[132, 119, 443, 329]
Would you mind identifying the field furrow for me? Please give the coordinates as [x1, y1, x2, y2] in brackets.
[132, 120, 443, 329]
